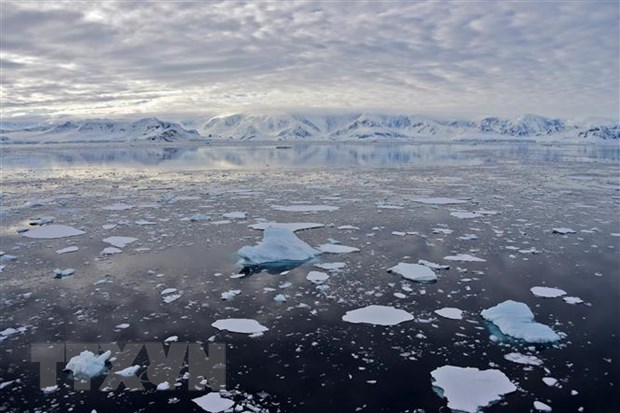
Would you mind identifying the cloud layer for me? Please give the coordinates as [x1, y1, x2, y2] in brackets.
[1, 1, 618, 119]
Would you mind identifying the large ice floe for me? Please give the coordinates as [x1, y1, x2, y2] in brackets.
[481, 300, 561, 343]
[342, 305, 413, 326]
[238, 227, 320, 265]
[388, 263, 437, 282]
[431, 365, 517, 413]
[21, 224, 85, 239]
[211, 319, 269, 334]
[192, 392, 235, 412]
[65, 350, 111, 379]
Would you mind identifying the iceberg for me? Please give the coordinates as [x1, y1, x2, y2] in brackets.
[388, 263, 437, 282]
[481, 300, 561, 343]
[342, 305, 414, 326]
[238, 228, 320, 265]
[431, 365, 516, 413]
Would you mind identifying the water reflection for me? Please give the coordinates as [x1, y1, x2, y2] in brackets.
[1, 142, 618, 171]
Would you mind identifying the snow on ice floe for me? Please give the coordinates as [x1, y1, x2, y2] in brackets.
[101, 203, 134, 211]
[481, 300, 561, 343]
[248, 222, 324, 232]
[443, 254, 486, 262]
[192, 392, 235, 413]
[223, 211, 246, 219]
[21, 225, 85, 239]
[238, 228, 320, 265]
[552, 227, 576, 234]
[211, 319, 268, 334]
[316, 244, 360, 254]
[65, 350, 111, 379]
[271, 205, 339, 212]
[413, 197, 468, 205]
[306, 271, 329, 284]
[431, 365, 517, 413]
[504, 352, 544, 366]
[388, 263, 437, 282]
[342, 305, 414, 326]
[56, 246, 79, 254]
[314, 262, 346, 271]
[103, 236, 138, 248]
[530, 286, 567, 298]
[435, 307, 464, 320]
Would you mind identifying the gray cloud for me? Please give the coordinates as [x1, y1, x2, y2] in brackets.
[1, 0, 618, 119]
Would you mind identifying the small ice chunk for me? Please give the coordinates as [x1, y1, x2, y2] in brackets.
[221, 290, 241, 300]
[563, 296, 584, 305]
[56, 246, 79, 254]
[314, 262, 346, 271]
[274, 294, 287, 302]
[443, 254, 486, 262]
[42, 385, 58, 394]
[223, 211, 246, 219]
[248, 222, 324, 232]
[238, 228, 320, 265]
[102, 203, 134, 211]
[102, 247, 122, 255]
[481, 300, 561, 343]
[156, 381, 170, 390]
[504, 352, 543, 366]
[430, 365, 516, 413]
[388, 263, 437, 282]
[103, 236, 137, 248]
[53, 268, 75, 278]
[102, 224, 117, 230]
[337, 225, 359, 230]
[115, 365, 140, 377]
[190, 214, 210, 222]
[21, 225, 85, 239]
[552, 228, 576, 235]
[531, 286, 567, 298]
[271, 205, 339, 212]
[534, 401, 552, 411]
[164, 336, 179, 343]
[211, 319, 268, 334]
[114, 323, 130, 329]
[317, 244, 360, 254]
[542, 377, 558, 387]
[306, 271, 329, 284]
[342, 305, 414, 326]
[435, 307, 463, 320]
[65, 350, 111, 379]
[413, 197, 467, 205]
[417, 259, 450, 270]
[450, 211, 482, 219]
[192, 392, 235, 413]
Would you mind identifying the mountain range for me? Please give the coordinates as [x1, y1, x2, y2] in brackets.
[1, 113, 618, 143]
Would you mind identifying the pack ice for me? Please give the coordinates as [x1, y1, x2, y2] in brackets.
[238, 228, 320, 265]
[431, 365, 516, 413]
[65, 350, 111, 379]
[481, 300, 561, 343]
[342, 305, 414, 326]
[21, 225, 85, 239]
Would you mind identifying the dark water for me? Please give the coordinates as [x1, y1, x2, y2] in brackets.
[0, 142, 618, 412]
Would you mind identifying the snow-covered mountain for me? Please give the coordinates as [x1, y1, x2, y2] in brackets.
[1, 113, 618, 143]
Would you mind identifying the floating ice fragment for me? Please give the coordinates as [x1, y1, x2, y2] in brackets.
[192, 392, 235, 413]
[156, 382, 170, 391]
[417, 259, 450, 270]
[190, 214, 210, 222]
[435, 307, 463, 320]
[534, 401, 552, 411]
[274, 294, 287, 302]
[114, 323, 130, 329]
[21, 225, 85, 239]
[56, 246, 79, 254]
[443, 254, 486, 262]
[211, 319, 268, 334]
[65, 350, 111, 379]
[306, 271, 329, 284]
[53, 268, 75, 279]
[249, 222, 324, 232]
[271, 205, 339, 212]
[337, 225, 359, 230]
[552, 228, 576, 235]
[101, 247, 122, 255]
[481, 300, 561, 343]
[238, 228, 320, 265]
[530, 286, 567, 298]
[413, 197, 468, 205]
[563, 296, 584, 305]
[42, 385, 58, 394]
[115, 365, 140, 377]
[103, 236, 137, 248]
[317, 244, 359, 254]
[314, 262, 346, 271]
[164, 336, 179, 343]
[542, 377, 558, 387]
[450, 211, 482, 219]
[388, 263, 437, 282]
[503, 352, 543, 366]
[342, 305, 413, 326]
[430, 365, 516, 413]
[221, 290, 241, 300]
[102, 203, 134, 211]
[102, 224, 117, 230]
[223, 211, 246, 219]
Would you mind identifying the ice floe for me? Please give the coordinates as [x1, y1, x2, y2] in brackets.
[248, 222, 324, 232]
[192, 392, 235, 413]
[534, 401, 553, 411]
[417, 259, 450, 270]
[56, 246, 79, 254]
[530, 286, 567, 298]
[342, 305, 414, 326]
[65, 350, 111, 379]
[115, 365, 140, 377]
[450, 211, 482, 219]
[21, 224, 85, 239]
[102, 203, 134, 211]
[434, 307, 464, 320]
[223, 211, 246, 219]
[443, 254, 486, 262]
[211, 319, 268, 334]
[102, 247, 122, 255]
[430, 365, 516, 413]
[316, 244, 360, 254]
[563, 296, 584, 305]
[552, 227, 576, 234]
[271, 205, 339, 212]
[388, 263, 437, 282]
[413, 197, 467, 205]
[53, 268, 75, 279]
[481, 300, 561, 343]
[221, 290, 241, 300]
[503, 352, 544, 366]
[190, 214, 211, 222]
[314, 262, 346, 271]
[238, 228, 320, 265]
[306, 271, 329, 284]
[103, 236, 138, 248]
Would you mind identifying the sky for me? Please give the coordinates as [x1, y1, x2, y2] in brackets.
[1, 1, 618, 120]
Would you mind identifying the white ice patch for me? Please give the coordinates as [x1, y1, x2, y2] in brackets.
[534, 401, 553, 411]
[115, 365, 140, 377]
[552, 228, 576, 234]
[102, 247, 122, 255]
[190, 214, 210, 222]
[316, 244, 360, 254]
[503, 352, 544, 366]
[531, 286, 567, 298]
[314, 262, 346, 271]
[413, 197, 468, 205]
[306, 271, 329, 284]
[271, 205, 339, 212]
[443, 254, 486, 262]
[417, 259, 450, 270]
[542, 377, 558, 387]
[103, 236, 138, 248]
[238, 228, 320, 265]
[450, 211, 482, 219]
[435, 307, 463, 320]
[192, 392, 235, 413]
[21, 225, 85, 239]
[342, 305, 414, 326]
[221, 290, 241, 300]
[65, 350, 111, 379]
[56, 246, 79, 254]
[563, 296, 584, 305]
[481, 300, 561, 343]
[248, 222, 324, 232]
[388, 263, 437, 282]
[102, 203, 134, 211]
[211, 319, 268, 334]
[223, 211, 246, 219]
[431, 365, 517, 413]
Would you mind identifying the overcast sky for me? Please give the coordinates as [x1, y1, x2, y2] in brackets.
[1, 1, 618, 120]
